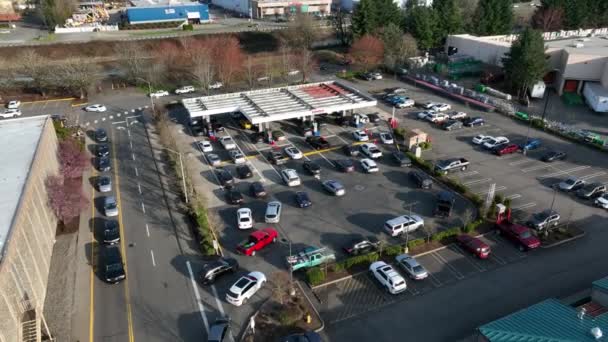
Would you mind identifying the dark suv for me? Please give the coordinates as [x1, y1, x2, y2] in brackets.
[103, 220, 120, 245]
[306, 136, 331, 150]
[576, 183, 607, 199]
[410, 170, 433, 189]
[103, 245, 125, 284]
[200, 258, 238, 285]
[95, 128, 108, 142]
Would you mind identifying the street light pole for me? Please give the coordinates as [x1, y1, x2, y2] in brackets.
[165, 147, 188, 204]
[137, 77, 155, 114]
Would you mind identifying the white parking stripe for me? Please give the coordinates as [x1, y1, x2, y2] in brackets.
[222, 129, 267, 182]
[497, 154, 519, 160]
[522, 164, 551, 172]
[463, 178, 492, 186]
[512, 202, 537, 211]
[211, 285, 226, 316]
[430, 252, 464, 280]
[145, 224, 150, 237]
[475, 185, 507, 195]
[509, 159, 530, 166]
[324, 126, 349, 145]
[539, 165, 590, 179]
[150, 250, 156, 267]
[461, 171, 479, 177]
[505, 194, 521, 200]
[579, 171, 607, 181]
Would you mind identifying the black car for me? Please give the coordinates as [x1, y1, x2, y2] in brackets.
[200, 258, 238, 285]
[103, 220, 120, 245]
[96, 144, 110, 157]
[443, 119, 463, 131]
[435, 191, 455, 218]
[283, 331, 323, 342]
[217, 169, 234, 188]
[236, 165, 253, 179]
[97, 157, 111, 172]
[335, 159, 355, 172]
[269, 151, 288, 165]
[95, 128, 108, 142]
[410, 170, 433, 189]
[306, 136, 331, 150]
[392, 151, 412, 167]
[103, 245, 125, 284]
[576, 182, 607, 199]
[541, 150, 567, 162]
[226, 189, 243, 205]
[302, 160, 321, 175]
[207, 317, 232, 342]
[342, 144, 360, 156]
[367, 113, 381, 123]
[462, 117, 485, 127]
[250, 181, 267, 198]
[250, 132, 265, 144]
[295, 191, 312, 208]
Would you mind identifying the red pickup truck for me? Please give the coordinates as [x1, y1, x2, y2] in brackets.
[496, 209, 540, 251]
[236, 228, 278, 256]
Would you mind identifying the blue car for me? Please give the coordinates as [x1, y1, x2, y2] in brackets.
[521, 138, 541, 151]
[386, 95, 415, 108]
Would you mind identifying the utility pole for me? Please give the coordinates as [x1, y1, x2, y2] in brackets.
[165, 147, 188, 204]
[137, 77, 155, 114]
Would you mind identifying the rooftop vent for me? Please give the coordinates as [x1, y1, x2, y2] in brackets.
[590, 327, 603, 340]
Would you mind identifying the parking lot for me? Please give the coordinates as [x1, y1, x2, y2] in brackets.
[314, 232, 528, 324]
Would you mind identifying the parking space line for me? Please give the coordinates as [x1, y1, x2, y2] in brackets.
[324, 126, 349, 145]
[461, 171, 479, 177]
[463, 178, 492, 186]
[186, 261, 209, 333]
[512, 202, 536, 211]
[491, 252, 507, 265]
[475, 185, 507, 195]
[539, 165, 590, 179]
[430, 252, 464, 280]
[141, 202, 146, 214]
[505, 194, 521, 200]
[428, 273, 443, 287]
[497, 154, 519, 160]
[509, 159, 531, 166]
[150, 250, 156, 267]
[522, 164, 552, 173]
[210, 285, 226, 316]
[222, 129, 267, 182]
[580, 171, 606, 181]
[450, 245, 485, 272]
[145, 224, 150, 237]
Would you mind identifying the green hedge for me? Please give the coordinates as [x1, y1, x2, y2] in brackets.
[463, 219, 483, 233]
[383, 244, 403, 256]
[431, 227, 461, 243]
[306, 267, 325, 286]
[406, 238, 426, 249]
[192, 205, 216, 255]
[334, 252, 379, 272]
[336, 70, 357, 80]
[182, 24, 194, 31]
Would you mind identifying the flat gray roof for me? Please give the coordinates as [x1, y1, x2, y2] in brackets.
[130, 0, 199, 7]
[545, 35, 608, 55]
[0, 115, 47, 260]
[182, 81, 377, 124]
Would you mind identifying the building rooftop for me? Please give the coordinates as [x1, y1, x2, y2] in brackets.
[182, 81, 377, 124]
[129, 0, 199, 7]
[0, 116, 47, 260]
[479, 298, 608, 342]
[594, 277, 608, 292]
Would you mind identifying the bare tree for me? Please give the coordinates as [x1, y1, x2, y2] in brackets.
[244, 56, 259, 90]
[213, 36, 244, 89]
[279, 42, 293, 81]
[56, 58, 101, 99]
[115, 43, 149, 84]
[263, 54, 276, 86]
[270, 271, 291, 305]
[0, 59, 15, 102]
[350, 34, 384, 71]
[532, 6, 563, 31]
[331, 8, 352, 46]
[294, 49, 316, 83]
[190, 48, 215, 94]
[462, 208, 474, 229]
[16, 49, 54, 96]
[282, 13, 318, 49]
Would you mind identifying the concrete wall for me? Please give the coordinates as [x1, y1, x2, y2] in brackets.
[562, 53, 608, 80]
[446, 35, 512, 66]
[592, 287, 608, 308]
[0, 117, 59, 342]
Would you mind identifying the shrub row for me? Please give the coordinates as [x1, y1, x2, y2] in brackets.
[406, 238, 426, 249]
[183, 24, 194, 31]
[333, 252, 379, 272]
[191, 205, 216, 256]
[306, 267, 325, 286]
[430, 227, 461, 243]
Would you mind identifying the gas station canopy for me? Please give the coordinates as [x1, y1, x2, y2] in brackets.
[182, 81, 378, 125]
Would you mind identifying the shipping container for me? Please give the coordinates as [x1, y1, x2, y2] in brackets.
[582, 82, 608, 113]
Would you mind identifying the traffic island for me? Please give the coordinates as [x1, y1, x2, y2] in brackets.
[243, 283, 323, 342]
[539, 226, 586, 248]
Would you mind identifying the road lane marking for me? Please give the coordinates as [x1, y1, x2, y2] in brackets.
[111, 129, 136, 342]
[109, 115, 114, 119]
[102, 117, 106, 121]
[186, 261, 209, 333]
[463, 178, 492, 186]
[211, 285, 226, 316]
[512, 202, 537, 211]
[539, 165, 590, 179]
[580, 171, 607, 181]
[89, 169, 96, 342]
[145, 224, 150, 237]
[127, 129, 131, 138]
[117, 113, 121, 117]
[150, 250, 156, 267]
[134, 167, 139, 177]
[94, 120, 98, 124]
[141, 202, 146, 214]
[132, 153, 136, 161]
[137, 183, 142, 194]
[505, 194, 521, 200]
[130, 141, 133, 150]
[113, 121, 126, 125]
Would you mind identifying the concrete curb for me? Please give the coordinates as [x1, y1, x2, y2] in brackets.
[310, 230, 494, 290]
[540, 231, 586, 249]
[296, 280, 325, 333]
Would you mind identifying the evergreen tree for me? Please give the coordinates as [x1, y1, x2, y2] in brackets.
[434, 0, 463, 41]
[406, 6, 439, 51]
[563, 0, 589, 29]
[375, 0, 403, 29]
[472, 0, 513, 35]
[351, 0, 378, 37]
[502, 28, 548, 98]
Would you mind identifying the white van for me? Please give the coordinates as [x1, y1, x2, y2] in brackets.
[384, 215, 424, 237]
[281, 169, 301, 187]
[265, 201, 282, 223]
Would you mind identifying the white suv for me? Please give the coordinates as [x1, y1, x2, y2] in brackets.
[483, 136, 509, 149]
[237, 208, 253, 229]
[360, 143, 382, 159]
[281, 169, 301, 187]
[226, 271, 266, 306]
[360, 158, 379, 173]
[369, 261, 407, 294]
[175, 86, 195, 94]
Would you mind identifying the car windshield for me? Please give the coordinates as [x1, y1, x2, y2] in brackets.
[520, 231, 532, 239]
[239, 217, 249, 222]
[106, 264, 122, 272]
[106, 202, 116, 209]
[100, 177, 110, 185]
[533, 212, 548, 221]
[565, 178, 576, 185]
[413, 265, 425, 273]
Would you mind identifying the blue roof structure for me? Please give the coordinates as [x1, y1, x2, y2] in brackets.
[126, 3, 209, 24]
[479, 298, 608, 342]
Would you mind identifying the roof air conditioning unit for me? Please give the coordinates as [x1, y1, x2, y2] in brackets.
[591, 327, 603, 340]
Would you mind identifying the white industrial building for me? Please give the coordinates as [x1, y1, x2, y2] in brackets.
[212, 0, 331, 18]
[446, 28, 608, 112]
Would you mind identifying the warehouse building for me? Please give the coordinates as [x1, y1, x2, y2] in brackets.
[212, 0, 330, 19]
[446, 28, 608, 103]
[0, 116, 60, 342]
[126, 0, 209, 25]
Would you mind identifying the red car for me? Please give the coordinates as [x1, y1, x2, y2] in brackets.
[493, 143, 520, 156]
[456, 234, 491, 259]
[496, 209, 541, 251]
[236, 228, 278, 256]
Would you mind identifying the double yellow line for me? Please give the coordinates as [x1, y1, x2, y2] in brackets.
[89, 129, 135, 342]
